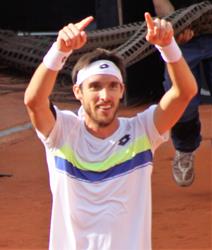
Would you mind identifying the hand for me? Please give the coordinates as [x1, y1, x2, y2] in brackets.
[56, 16, 94, 52]
[145, 12, 173, 47]
[176, 28, 194, 44]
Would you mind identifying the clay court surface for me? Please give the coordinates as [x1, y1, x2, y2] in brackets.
[0, 73, 211, 250]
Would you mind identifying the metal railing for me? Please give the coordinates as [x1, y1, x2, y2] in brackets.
[0, 1, 212, 84]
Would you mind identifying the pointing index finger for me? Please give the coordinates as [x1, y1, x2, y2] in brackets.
[145, 12, 154, 30]
[75, 16, 94, 31]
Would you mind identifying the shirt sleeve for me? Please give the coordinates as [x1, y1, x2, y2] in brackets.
[137, 104, 169, 153]
[36, 105, 80, 150]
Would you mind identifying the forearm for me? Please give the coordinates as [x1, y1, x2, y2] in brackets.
[24, 16, 93, 137]
[145, 12, 197, 134]
[166, 58, 197, 100]
[156, 57, 197, 133]
[152, 0, 175, 16]
[161, 57, 197, 114]
[24, 63, 58, 110]
[156, 38, 197, 99]
[153, 35, 197, 134]
[24, 40, 73, 110]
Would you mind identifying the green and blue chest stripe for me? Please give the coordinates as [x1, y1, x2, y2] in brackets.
[53, 135, 152, 182]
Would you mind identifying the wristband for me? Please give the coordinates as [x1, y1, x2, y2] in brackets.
[43, 42, 72, 71]
[155, 37, 182, 63]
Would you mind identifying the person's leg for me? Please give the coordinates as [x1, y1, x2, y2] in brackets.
[200, 35, 212, 96]
[203, 60, 212, 95]
[168, 66, 201, 187]
[203, 58, 212, 98]
[197, 34, 212, 100]
[162, 38, 203, 186]
[171, 115, 201, 152]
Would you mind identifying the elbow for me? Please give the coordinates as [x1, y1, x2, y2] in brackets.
[24, 92, 31, 108]
[181, 78, 198, 103]
[188, 79, 198, 100]
[193, 80, 198, 96]
[24, 90, 33, 109]
[24, 89, 39, 110]
[24, 89, 49, 113]
[172, 78, 198, 104]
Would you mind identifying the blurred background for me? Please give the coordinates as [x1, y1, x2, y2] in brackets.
[0, 0, 210, 105]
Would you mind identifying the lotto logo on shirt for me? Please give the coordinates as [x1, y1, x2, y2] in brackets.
[118, 134, 131, 146]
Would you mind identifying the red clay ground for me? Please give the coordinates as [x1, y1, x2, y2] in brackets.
[0, 76, 211, 250]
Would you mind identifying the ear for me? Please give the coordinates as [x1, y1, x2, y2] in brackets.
[119, 83, 125, 99]
[73, 84, 82, 101]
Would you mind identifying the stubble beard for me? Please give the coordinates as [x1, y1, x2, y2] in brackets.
[84, 104, 119, 128]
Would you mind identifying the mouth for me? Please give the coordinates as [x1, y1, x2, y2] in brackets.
[96, 102, 113, 111]
[97, 104, 112, 110]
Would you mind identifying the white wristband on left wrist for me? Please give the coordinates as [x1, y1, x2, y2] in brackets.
[155, 37, 182, 63]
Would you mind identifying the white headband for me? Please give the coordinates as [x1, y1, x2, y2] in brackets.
[76, 60, 123, 85]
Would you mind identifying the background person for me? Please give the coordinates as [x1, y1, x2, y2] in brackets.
[153, 0, 212, 187]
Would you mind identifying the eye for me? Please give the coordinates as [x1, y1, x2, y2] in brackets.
[89, 82, 102, 91]
[109, 81, 120, 89]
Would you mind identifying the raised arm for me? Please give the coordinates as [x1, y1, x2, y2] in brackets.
[24, 16, 94, 137]
[152, 0, 194, 44]
[145, 12, 197, 135]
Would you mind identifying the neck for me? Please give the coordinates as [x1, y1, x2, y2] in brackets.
[84, 118, 120, 139]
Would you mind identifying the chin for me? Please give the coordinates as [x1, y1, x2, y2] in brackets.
[97, 121, 112, 127]
[96, 116, 116, 127]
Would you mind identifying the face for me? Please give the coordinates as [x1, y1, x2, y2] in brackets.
[74, 74, 125, 128]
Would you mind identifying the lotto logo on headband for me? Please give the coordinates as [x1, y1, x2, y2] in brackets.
[76, 60, 123, 85]
[99, 64, 109, 69]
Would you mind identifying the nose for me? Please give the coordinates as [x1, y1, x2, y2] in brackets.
[99, 88, 110, 101]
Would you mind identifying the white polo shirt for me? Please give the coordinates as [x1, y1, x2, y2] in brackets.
[37, 105, 168, 250]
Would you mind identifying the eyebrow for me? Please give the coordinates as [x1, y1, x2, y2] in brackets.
[88, 80, 121, 86]
[88, 81, 101, 87]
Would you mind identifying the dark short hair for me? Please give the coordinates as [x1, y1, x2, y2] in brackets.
[71, 48, 126, 84]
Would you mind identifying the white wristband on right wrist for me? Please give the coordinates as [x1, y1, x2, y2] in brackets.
[155, 37, 182, 63]
[43, 42, 72, 71]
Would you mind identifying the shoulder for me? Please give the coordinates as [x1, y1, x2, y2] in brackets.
[54, 105, 79, 120]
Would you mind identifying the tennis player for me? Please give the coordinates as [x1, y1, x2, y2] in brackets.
[24, 13, 197, 250]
